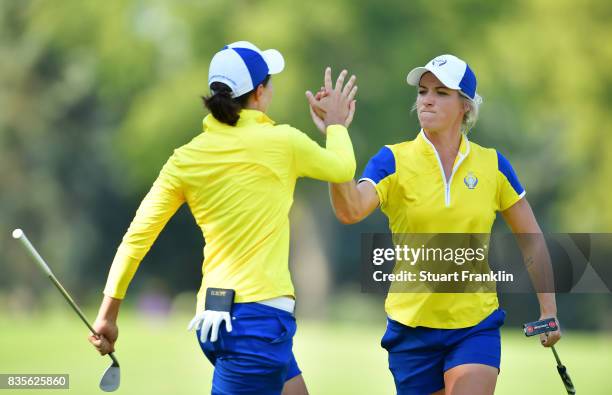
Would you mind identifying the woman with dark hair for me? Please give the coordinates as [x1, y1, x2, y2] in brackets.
[88, 41, 358, 395]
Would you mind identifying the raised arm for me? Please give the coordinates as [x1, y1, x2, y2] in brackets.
[289, 125, 357, 183]
[304, 68, 381, 224]
[292, 67, 359, 183]
[328, 143, 396, 225]
[329, 180, 379, 224]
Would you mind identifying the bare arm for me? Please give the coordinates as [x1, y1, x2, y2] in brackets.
[306, 68, 378, 224]
[89, 295, 122, 355]
[502, 198, 560, 347]
[329, 180, 379, 224]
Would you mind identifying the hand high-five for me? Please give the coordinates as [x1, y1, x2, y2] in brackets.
[306, 67, 357, 133]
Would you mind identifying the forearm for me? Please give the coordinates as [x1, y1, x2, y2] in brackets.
[536, 292, 557, 316]
[293, 125, 356, 183]
[329, 180, 364, 224]
[322, 125, 357, 182]
[518, 234, 557, 315]
[503, 200, 558, 317]
[96, 295, 122, 323]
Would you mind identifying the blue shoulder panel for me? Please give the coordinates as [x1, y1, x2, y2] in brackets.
[360, 146, 396, 184]
[497, 151, 524, 195]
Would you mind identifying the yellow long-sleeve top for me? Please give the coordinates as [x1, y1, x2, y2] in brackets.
[103, 109, 356, 312]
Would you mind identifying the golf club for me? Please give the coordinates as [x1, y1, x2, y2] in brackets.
[12, 228, 120, 392]
[523, 317, 576, 394]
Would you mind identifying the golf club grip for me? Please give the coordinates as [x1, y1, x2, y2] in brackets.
[551, 345, 563, 366]
[557, 365, 576, 394]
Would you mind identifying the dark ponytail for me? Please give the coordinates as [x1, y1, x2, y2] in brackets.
[202, 75, 270, 126]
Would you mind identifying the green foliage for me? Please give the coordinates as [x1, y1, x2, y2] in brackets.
[1, 0, 611, 326]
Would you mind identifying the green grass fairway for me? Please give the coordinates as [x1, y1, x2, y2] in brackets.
[0, 311, 609, 394]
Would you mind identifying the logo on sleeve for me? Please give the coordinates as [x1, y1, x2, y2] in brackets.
[464, 171, 478, 189]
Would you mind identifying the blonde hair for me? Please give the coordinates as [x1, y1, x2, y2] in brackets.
[461, 93, 482, 134]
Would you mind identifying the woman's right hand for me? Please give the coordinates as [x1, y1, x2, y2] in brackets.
[306, 67, 358, 133]
[88, 318, 118, 355]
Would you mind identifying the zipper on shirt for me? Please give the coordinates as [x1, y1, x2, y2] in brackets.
[421, 131, 470, 207]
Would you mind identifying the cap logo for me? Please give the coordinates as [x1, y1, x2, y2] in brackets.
[431, 58, 447, 67]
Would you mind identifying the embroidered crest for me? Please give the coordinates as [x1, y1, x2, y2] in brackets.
[464, 171, 478, 189]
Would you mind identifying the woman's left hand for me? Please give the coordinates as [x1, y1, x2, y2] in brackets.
[306, 68, 358, 134]
[539, 314, 562, 347]
[306, 87, 357, 133]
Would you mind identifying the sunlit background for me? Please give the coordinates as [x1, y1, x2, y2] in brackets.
[1, 0, 611, 393]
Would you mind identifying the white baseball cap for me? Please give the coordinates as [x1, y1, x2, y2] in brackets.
[208, 41, 285, 98]
[406, 54, 477, 100]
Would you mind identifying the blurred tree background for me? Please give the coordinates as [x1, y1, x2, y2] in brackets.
[1, 0, 611, 331]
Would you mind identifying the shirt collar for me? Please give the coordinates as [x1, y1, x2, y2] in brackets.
[416, 129, 470, 159]
[203, 109, 275, 132]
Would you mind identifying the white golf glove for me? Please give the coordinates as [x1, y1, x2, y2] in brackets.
[187, 310, 233, 343]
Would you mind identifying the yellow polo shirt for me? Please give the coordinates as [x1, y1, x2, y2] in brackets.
[359, 130, 525, 328]
[104, 109, 356, 312]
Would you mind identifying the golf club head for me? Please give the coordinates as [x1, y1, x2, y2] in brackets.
[99, 360, 120, 392]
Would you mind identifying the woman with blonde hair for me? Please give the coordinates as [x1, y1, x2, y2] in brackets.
[325, 54, 560, 395]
